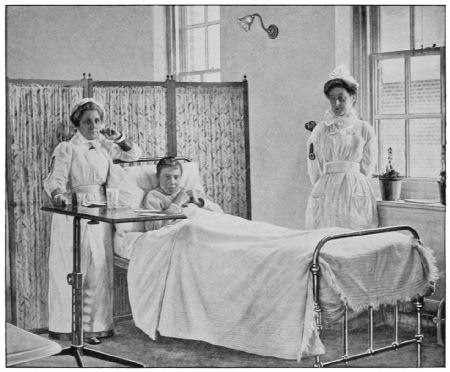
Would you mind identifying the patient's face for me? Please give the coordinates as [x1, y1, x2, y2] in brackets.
[159, 166, 182, 195]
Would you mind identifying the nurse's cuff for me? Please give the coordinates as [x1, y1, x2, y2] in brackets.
[114, 132, 133, 151]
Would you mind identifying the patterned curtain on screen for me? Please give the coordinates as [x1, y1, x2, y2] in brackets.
[175, 85, 248, 218]
[93, 85, 168, 157]
[7, 83, 83, 328]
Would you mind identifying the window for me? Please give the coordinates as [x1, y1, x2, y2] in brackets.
[174, 5, 221, 82]
[366, 6, 445, 179]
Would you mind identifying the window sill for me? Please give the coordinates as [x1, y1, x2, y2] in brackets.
[377, 199, 445, 212]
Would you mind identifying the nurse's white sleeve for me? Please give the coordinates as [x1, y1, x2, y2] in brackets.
[43, 142, 72, 197]
[360, 122, 377, 177]
[307, 124, 323, 185]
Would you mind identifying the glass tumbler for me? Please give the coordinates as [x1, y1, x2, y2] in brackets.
[106, 188, 120, 208]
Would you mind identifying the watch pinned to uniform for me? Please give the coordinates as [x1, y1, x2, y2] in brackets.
[308, 143, 316, 160]
[305, 121, 317, 160]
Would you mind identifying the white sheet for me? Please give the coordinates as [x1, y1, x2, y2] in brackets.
[125, 207, 437, 361]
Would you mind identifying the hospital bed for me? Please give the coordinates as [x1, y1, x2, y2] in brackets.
[109, 157, 437, 367]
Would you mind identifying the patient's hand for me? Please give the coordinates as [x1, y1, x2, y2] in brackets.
[173, 190, 191, 207]
[186, 189, 205, 208]
[186, 189, 197, 202]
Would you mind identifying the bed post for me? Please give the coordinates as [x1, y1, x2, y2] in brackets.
[415, 296, 424, 367]
[310, 263, 323, 368]
[310, 226, 428, 368]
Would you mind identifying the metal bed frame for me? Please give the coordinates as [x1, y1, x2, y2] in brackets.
[113, 156, 192, 165]
[310, 225, 429, 368]
[113, 158, 431, 367]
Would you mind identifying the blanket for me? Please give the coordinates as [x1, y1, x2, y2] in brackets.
[125, 207, 437, 360]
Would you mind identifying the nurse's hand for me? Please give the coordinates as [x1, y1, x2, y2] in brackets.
[100, 127, 121, 141]
[52, 193, 69, 207]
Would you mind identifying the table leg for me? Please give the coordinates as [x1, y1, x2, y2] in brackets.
[55, 216, 144, 367]
[72, 216, 83, 347]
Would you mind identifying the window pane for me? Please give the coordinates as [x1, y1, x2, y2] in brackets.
[414, 6, 445, 48]
[409, 118, 442, 177]
[182, 74, 201, 82]
[376, 58, 405, 114]
[207, 6, 220, 22]
[208, 24, 220, 69]
[379, 120, 406, 176]
[410, 55, 441, 114]
[380, 6, 410, 52]
[203, 72, 221, 82]
[186, 6, 204, 25]
[186, 28, 206, 71]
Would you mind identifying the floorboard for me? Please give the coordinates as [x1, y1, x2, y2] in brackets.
[13, 320, 445, 368]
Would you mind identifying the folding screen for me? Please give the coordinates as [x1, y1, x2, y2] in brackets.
[92, 82, 168, 157]
[92, 78, 250, 218]
[7, 80, 84, 328]
[7, 76, 250, 329]
[175, 83, 249, 218]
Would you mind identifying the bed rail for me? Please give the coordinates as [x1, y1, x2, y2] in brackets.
[113, 156, 191, 165]
[310, 225, 426, 368]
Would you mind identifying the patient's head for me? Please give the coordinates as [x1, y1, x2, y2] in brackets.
[156, 157, 183, 195]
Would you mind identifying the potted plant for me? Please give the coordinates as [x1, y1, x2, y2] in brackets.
[378, 147, 403, 201]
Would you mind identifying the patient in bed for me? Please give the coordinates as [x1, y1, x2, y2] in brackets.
[110, 156, 437, 361]
[143, 157, 222, 231]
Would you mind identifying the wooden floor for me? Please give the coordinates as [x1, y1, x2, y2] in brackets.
[12, 319, 445, 368]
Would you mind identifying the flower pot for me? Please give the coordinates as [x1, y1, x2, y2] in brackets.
[438, 180, 446, 205]
[379, 178, 403, 201]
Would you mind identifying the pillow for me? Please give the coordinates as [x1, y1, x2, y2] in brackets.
[122, 164, 158, 194]
[108, 165, 146, 233]
[180, 162, 204, 193]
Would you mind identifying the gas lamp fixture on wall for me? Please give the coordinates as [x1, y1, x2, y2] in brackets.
[237, 13, 279, 39]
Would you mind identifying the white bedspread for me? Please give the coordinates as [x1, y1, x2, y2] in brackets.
[125, 207, 437, 360]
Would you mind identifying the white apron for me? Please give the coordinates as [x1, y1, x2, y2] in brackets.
[44, 131, 141, 333]
[305, 110, 379, 230]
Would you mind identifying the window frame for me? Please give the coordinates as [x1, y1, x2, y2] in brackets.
[370, 47, 445, 179]
[363, 5, 446, 180]
[175, 5, 221, 82]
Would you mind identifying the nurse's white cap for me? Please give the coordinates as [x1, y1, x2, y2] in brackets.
[326, 65, 359, 88]
[70, 97, 105, 118]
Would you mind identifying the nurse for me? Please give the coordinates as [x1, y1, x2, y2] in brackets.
[305, 65, 379, 230]
[44, 98, 142, 343]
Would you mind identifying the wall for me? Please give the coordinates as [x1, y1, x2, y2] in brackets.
[6, 4, 164, 328]
[221, 5, 348, 228]
[6, 5, 158, 81]
[152, 5, 168, 81]
[7, 4, 352, 229]
[335, 6, 353, 68]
